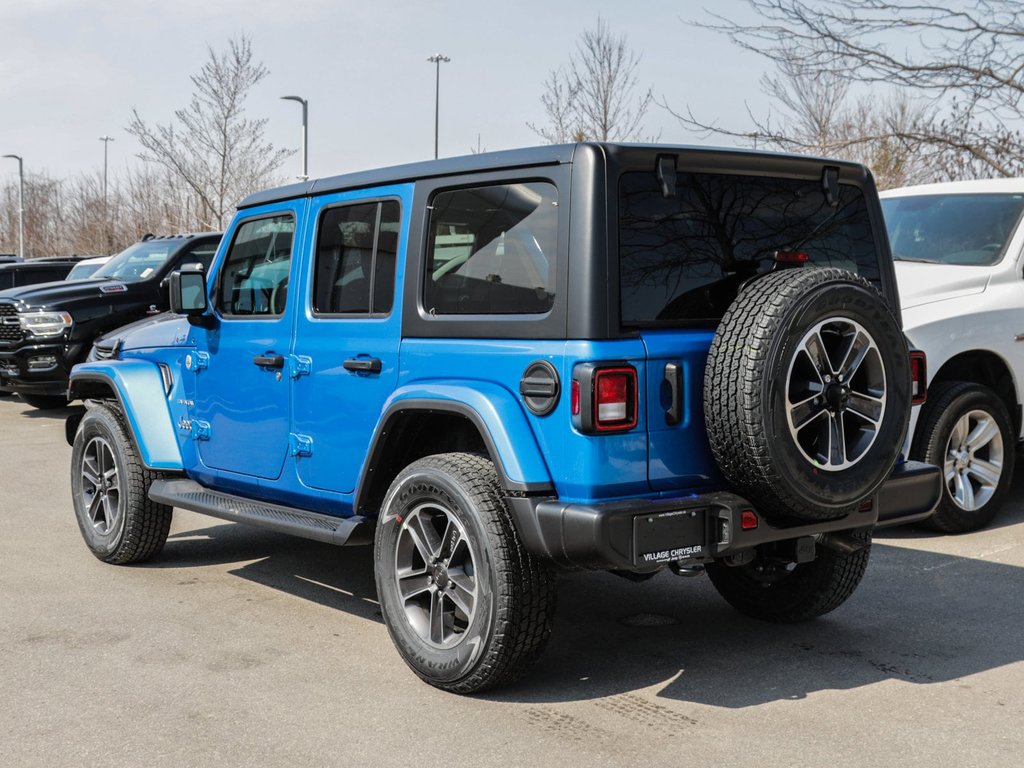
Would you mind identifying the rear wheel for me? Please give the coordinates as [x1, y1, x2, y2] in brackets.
[70, 403, 172, 563]
[911, 382, 1015, 533]
[20, 392, 68, 410]
[704, 268, 910, 521]
[374, 453, 555, 693]
[706, 530, 872, 622]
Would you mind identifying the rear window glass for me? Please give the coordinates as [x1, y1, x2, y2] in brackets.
[881, 193, 1024, 266]
[619, 171, 880, 325]
[425, 181, 558, 315]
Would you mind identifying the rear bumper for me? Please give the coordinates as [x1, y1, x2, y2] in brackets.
[510, 460, 942, 571]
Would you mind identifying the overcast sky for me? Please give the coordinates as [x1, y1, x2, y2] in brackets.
[0, 0, 770, 185]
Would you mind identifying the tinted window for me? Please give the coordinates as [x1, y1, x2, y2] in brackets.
[217, 215, 294, 317]
[425, 181, 558, 315]
[173, 240, 219, 272]
[619, 171, 880, 324]
[313, 200, 400, 315]
[881, 193, 1024, 266]
[93, 241, 179, 283]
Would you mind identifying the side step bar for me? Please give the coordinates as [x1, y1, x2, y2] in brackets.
[149, 479, 372, 546]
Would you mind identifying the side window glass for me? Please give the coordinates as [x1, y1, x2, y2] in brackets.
[424, 181, 558, 315]
[217, 215, 294, 317]
[313, 199, 401, 316]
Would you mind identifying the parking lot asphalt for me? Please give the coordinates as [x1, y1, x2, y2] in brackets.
[2, 394, 1023, 767]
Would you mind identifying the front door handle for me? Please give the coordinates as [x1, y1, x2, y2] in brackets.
[253, 354, 285, 369]
[343, 357, 382, 374]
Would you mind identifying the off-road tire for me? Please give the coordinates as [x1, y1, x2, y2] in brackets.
[20, 392, 68, 410]
[706, 529, 872, 622]
[70, 403, 172, 563]
[704, 267, 910, 521]
[911, 381, 1015, 533]
[374, 452, 556, 694]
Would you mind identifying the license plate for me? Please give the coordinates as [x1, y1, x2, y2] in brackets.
[634, 509, 707, 565]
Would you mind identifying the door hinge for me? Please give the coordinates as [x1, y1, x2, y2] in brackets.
[289, 354, 312, 379]
[191, 420, 211, 441]
[185, 351, 210, 372]
[289, 433, 313, 457]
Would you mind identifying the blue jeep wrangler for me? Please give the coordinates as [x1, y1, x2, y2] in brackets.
[67, 144, 941, 693]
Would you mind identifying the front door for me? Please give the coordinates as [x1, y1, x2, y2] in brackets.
[195, 209, 299, 480]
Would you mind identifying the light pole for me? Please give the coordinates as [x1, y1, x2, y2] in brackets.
[99, 136, 114, 205]
[427, 54, 450, 159]
[280, 95, 308, 180]
[99, 136, 114, 251]
[2, 154, 24, 260]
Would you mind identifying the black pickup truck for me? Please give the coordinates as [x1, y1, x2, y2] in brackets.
[0, 233, 220, 408]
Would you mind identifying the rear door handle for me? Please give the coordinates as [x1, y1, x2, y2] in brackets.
[343, 357, 382, 374]
[253, 354, 285, 369]
[664, 362, 682, 425]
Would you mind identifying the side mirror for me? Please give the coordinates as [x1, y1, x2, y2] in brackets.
[169, 264, 208, 317]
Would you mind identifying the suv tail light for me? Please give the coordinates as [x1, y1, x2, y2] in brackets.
[909, 350, 927, 405]
[572, 363, 639, 433]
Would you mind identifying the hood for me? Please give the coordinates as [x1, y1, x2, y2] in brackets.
[93, 311, 189, 354]
[893, 261, 992, 310]
[0, 277, 136, 310]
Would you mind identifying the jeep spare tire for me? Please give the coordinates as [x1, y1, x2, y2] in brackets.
[704, 267, 910, 521]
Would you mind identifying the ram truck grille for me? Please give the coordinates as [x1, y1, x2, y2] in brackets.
[0, 303, 22, 342]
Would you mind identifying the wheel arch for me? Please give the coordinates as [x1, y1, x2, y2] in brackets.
[354, 391, 554, 519]
[929, 350, 1021, 438]
[68, 361, 183, 471]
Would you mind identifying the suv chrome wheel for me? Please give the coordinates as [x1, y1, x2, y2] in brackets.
[786, 317, 887, 471]
[943, 409, 1004, 512]
[394, 501, 477, 649]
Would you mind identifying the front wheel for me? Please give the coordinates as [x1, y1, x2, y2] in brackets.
[911, 382, 1015, 533]
[374, 453, 556, 693]
[70, 403, 173, 563]
[706, 530, 872, 623]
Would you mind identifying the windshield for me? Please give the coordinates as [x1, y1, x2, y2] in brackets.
[91, 240, 179, 283]
[881, 193, 1024, 266]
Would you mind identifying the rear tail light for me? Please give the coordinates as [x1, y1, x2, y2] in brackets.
[594, 367, 638, 430]
[909, 350, 927, 405]
[572, 363, 639, 433]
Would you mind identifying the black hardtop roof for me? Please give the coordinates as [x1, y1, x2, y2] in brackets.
[238, 142, 872, 210]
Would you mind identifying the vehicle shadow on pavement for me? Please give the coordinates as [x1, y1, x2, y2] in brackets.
[154, 523, 383, 624]
[150, 515, 1024, 709]
[486, 540, 1024, 707]
[17, 404, 83, 420]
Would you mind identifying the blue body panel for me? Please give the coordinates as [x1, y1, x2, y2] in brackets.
[71, 359, 183, 470]
[640, 329, 724, 491]
[85, 176, 733, 518]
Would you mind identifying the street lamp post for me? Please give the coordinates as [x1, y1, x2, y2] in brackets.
[99, 136, 114, 205]
[280, 96, 309, 180]
[2, 154, 24, 260]
[99, 136, 114, 251]
[427, 54, 450, 159]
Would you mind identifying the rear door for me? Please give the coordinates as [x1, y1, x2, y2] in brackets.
[290, 186, 410, 495]
[617, 164, 883, 491]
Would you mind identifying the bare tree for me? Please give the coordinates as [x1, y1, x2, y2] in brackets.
[696, 0, 1024, 179]
[529, 18, 653, 143]
[127, 36, 292, 231]
[667, 57, 935, 188]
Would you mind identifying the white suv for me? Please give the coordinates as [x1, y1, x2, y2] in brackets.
[881, 179, 1024, 532]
